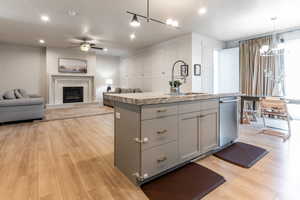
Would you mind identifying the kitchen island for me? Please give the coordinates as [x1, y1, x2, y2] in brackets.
[106, 92, 240, 185]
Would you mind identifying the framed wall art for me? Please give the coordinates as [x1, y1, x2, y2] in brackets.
[58, 58, 87, 73]
[194, 64, 202, 76]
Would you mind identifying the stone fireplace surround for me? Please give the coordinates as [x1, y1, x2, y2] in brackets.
[48, 74, 94, 105]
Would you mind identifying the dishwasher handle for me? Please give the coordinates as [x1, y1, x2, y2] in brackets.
[220, 99, 239, 103]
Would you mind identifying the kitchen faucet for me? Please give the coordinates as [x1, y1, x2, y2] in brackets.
[170, 60, 189, 95]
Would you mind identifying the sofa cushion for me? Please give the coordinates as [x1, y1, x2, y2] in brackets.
[127, 88, 134, 93]
[3, 90, 16, 99]
[120, 88, 127, 93]
[0, 98, 44, 107]
[18, 89, 29, 98]
[133, 88, 142, 93]
[14, 89, 23, 99]
[114, 88, 121, 93]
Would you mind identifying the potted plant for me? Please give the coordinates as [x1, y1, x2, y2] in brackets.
[169, 80, 182, 95]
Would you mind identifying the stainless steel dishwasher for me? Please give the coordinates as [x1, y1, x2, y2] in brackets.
[219, 97, 239, 147]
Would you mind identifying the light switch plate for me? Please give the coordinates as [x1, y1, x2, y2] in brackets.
[116, 112, 121, 119]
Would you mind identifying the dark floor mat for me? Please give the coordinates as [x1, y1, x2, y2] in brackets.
[141, 163, 225, 200]
[214, 142, 268, 168]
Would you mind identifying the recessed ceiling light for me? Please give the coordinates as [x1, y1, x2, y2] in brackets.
[39, 39, 45, 44]
[198, 7, 207, 15]
[103, 48, 108, 52]
[130, 33, 136, 40]
[40, 15, 50, 22]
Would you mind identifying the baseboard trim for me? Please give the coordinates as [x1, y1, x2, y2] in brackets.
[46, 101, 100, 109]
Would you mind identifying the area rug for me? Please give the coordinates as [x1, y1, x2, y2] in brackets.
[214, 142, 268, 168]
[141, 163, 225, 200]
[43, 104, 113, 121]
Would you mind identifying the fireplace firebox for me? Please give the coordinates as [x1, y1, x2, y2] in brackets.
[63, 87, 84, 103]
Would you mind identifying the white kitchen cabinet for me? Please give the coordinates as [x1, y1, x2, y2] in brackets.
[179, 112, 201, 162]
[200, 108, 219, 154]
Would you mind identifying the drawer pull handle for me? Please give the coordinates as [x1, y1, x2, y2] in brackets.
[157, 156, 167, 163]
[199, 113, 213, 118]
[157, 129, 167, 134]
[134, 137, 149, 144]
[157, 109, 167, 113]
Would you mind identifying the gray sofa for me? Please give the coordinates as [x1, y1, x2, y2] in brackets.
[0, 89, 45, 123]
[103, 88, 142, 107]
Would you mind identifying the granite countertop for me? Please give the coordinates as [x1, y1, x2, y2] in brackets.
[105, 92, 241, 105]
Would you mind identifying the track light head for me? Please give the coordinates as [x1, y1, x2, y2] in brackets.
[130, 14, 141, 27]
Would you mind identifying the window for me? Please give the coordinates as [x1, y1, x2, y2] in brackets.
[284, 39, 300, 100]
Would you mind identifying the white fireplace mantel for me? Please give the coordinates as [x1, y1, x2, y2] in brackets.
[48, 74, 94, 105]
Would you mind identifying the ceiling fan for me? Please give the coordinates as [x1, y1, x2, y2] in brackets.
[69, 37, 107, 52]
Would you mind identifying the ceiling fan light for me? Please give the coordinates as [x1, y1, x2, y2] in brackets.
[80, 43, 90, 52]
[130, 14, 140, 27]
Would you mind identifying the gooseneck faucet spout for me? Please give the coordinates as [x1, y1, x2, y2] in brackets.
[170, 60, 189, 95]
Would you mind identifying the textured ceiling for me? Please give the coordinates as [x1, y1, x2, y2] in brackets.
[0, 0, 300, 56]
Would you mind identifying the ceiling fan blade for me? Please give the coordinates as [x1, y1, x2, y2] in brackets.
[65, 45, 80, 49]
[91, 47, 103, 50]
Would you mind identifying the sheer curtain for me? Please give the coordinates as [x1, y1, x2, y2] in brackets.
[284, 39, 300, 100]
[240, 36, 276, 96]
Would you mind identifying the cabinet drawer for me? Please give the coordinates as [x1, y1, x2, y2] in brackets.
[199, 99, 219, 110]
[179, 99, 219, 114]
[141, 141, 178, 178]
[141, 116, 178, 150]
[142, 104, 178, 120]
[178, 101, 202, 114]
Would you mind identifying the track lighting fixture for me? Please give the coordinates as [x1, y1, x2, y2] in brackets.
[130, 14, 141, 27]
[127, 0, 179, 28]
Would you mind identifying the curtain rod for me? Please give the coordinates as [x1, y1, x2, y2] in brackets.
[235, 26, 300, 43]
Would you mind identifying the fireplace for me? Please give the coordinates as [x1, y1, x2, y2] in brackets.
[63, 87, 84, 103]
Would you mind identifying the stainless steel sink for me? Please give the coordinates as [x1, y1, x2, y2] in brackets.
[166, 92, 208, 96]
[180, 92, 207, 95]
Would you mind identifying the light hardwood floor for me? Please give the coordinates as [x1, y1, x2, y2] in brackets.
[0, 114, 299, 200]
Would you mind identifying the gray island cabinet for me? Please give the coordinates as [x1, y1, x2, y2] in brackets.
[108, 92, 239, 185]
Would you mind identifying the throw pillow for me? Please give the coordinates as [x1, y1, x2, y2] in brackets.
[14, 89, 23, 99]
[114, 88, 121, 93]
[3, 90, 16, 99]
[18, 89, 29, 98]
[134, 88, 142, 93]
[121, 88, 130, 93]
[0, 94, 3, 101]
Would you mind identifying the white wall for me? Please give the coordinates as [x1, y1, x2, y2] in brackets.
[120, 34, 193, 93]
[192, 33, 225, 93]
[120, 33, 224, 93]
[0, 43, 46, 97]
[46, 47, 120, 103]
[215, 47, 240, 93]
[46, 48, 97, 76]
[95, 55, 120, 101]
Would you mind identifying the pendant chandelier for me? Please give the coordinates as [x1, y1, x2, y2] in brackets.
[260, 17, 285, 57]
